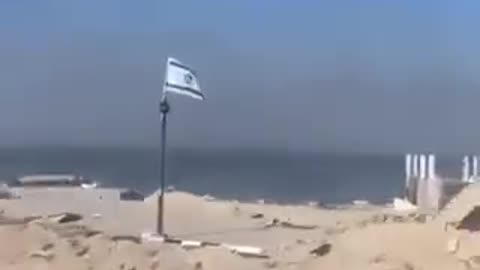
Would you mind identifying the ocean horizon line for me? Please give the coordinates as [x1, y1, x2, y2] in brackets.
[0, 144, 449, 158]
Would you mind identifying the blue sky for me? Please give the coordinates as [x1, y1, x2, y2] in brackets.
[1, 1, 480, 153]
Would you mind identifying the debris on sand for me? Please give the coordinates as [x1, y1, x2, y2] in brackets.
[309, 242, 332, 257]
[141, 232, 166, 243]
[47, 212, 83, 224]
[355, 213, 429, 228]
[29, 250, 55, 261]
[141, 232, 183, 244]
[41, 243, 54, 251]
[369, 254, 387, 264]
[141, 231, 270, 259]
[446, 236, 459, 254]
[265, 218, 280, 228]
[409, 213, 429, 223]
[111, 235, 141, 244]
[180, 240, 204, 250]
[279, 221, 317, 230]
[264, 218, 317, 230]
[223, 244, 269, 258]
[75, 246, 90, 257]
[250, 213, 264, 219]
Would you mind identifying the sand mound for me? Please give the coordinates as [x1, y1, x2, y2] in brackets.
[0, 221, 196, 270]
[145, 191, 205, 205]
[301, 223, 463, 270]
[437, 183, 480, 224]
[6, 187, 480, 269]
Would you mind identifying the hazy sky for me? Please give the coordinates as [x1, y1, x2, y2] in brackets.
[1, 1, 480, 154]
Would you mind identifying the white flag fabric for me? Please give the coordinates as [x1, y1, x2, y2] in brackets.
[163, 57, 204, 100]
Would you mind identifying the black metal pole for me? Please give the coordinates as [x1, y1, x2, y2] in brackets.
[157, 98, 170, 235]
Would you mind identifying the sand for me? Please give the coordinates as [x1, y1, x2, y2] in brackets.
[0, 186, 478, 269]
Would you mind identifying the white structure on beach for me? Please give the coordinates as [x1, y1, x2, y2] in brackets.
[474, 156, 479, 179]
[404, 153, 480, 212]
[462, 155, 479, 183]
[428, 154, 435, 179]
[419, 155, 427, 180]
[405, 154, 412, 179]
[462, 156, 470, 183]
[404, 153, 443, 211]
[413, 154, 419, 178]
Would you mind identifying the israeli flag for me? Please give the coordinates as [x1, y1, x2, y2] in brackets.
[163, 57, 205, 100]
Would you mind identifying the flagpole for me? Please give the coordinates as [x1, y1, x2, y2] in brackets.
[157, 96, 169, 235]
[157, 60, 170, 236]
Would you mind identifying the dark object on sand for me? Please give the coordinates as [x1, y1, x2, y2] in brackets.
[47, 212, 83, 224]
[310, 242, 332, 257]
[250, 213, 264, 219]
[120, 189, 145, 201]
[264, 218, 317, 230]
[265, 218, 280, 228]
[111, 235, 141, 244]
[193, 261, 203, 270]
[280, 221, 317, 230]
[457, 206, 480, 231]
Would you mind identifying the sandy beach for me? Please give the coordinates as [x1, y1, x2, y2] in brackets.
[0, 186, 478, 270]
[4, 0, 480, 269]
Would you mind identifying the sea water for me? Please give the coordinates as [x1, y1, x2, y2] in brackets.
[0, 147, 463, 204]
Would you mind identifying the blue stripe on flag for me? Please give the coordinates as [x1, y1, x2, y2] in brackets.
[165, 82, 205, 99]
[168, 61, 197, 76]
